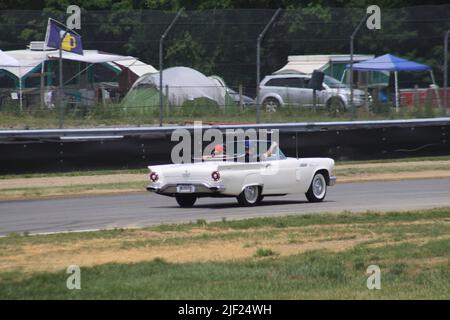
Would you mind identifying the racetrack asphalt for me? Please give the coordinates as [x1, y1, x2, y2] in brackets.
[0, 178, 449, 236]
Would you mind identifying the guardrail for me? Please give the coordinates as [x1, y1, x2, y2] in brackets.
[0, 118, 449, 174]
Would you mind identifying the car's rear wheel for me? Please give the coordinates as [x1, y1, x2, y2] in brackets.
[175, 195, 197, 208]
[326, 97, 345, 113]
[237, 185, 262, 206]
[263, 98, 280, 112]
[305, 172, 327, 202]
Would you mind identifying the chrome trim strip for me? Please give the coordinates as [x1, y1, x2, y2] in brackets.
[328, 176, 337, 186]
[147, 182, 225, 194]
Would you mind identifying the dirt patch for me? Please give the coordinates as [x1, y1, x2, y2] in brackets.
[338, 170, 450, 183]
[337, 160, 450, 171]
[365, 234, 450, 248]
[0, 174, 147, 190]
[2, 218, 447, 273]
[0, 237, 373, 273]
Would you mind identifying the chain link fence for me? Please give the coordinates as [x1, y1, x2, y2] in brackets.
[0, 6, 449, 128]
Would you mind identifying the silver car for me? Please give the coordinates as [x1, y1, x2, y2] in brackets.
[259, 74, 369, 112]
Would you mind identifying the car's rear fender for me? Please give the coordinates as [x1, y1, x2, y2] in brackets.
[259, 93, 284, 106]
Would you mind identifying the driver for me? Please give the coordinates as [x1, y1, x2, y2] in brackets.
[244, 140, 258, 163]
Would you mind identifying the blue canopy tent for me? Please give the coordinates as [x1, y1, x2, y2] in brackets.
[346, 54, 435, 111]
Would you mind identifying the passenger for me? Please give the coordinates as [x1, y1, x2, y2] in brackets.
[203, 144, 224, 161]
[261, 141, 278, 160]
[212, 144, 224, 157]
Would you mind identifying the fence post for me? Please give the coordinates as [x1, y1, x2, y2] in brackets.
[165, 84, 169, 115]
[414, 85, 419, 109]
[349, 12, 369, 116]
[444, 30, 450, 112]
[159, 8, 184, 127]
[239, 84, 243, 112]
[256, 8, 282, 124]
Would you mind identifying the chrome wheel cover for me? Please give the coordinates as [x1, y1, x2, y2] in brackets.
[312, 174, 326, 199]
[244, 186, 258, 203]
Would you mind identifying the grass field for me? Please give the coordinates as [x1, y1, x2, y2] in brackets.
[0, 102, 446, 129]
[0, 207, 448, 299]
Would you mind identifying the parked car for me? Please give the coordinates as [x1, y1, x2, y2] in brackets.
[147, 140, 336, 207]
[226, 87, 255, 107]
[259, 74, 370, 112]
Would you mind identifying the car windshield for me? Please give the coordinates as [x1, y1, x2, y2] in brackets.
[323, 76, 348, 88]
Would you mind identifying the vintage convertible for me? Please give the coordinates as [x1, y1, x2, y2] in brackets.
[147, 140, 336, 207]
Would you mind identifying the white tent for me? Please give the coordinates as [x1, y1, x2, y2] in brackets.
[46, 50, 134, 64]
[0, 48, 140, 109]
[0, 49, 24, 109]
[1, 49, 137, 80]
[0, 50, 21, 67]
[113, 59, 157, 77]
[132, 66, 225, 106]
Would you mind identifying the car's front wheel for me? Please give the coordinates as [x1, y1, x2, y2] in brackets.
[175, 195, 197, 208]
[305, 172, 327, 202]
[237, 185, 262, 206]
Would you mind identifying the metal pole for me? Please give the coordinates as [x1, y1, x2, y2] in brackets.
[40, 60, 45, 108]
[430, 70, 441, 109]
[444, 30, 450, 112]
[159, 8, 184, 127]
[349, 12, 369, 116]
[256, 8, 282, 124]
[394, 71, 399, 112]
[58, 30, 70, 129]
[19, 72, 23, 112]
[59, 45, 64, 128]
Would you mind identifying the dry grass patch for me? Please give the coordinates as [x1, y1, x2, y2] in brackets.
[3, 216, 448, 274]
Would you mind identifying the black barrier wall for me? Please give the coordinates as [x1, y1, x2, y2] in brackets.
[0, 119, 449, 174]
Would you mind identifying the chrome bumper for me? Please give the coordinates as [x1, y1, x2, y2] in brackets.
[147, 182, 226, 194]
[328, 176, 337, 186]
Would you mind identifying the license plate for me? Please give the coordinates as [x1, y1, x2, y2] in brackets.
[177, 184, 195, 193]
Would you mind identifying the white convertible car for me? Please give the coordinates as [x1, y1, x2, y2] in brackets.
[147, 140, 336, 207]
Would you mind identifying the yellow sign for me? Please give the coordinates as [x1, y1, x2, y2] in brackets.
[61, 34, 77, 51]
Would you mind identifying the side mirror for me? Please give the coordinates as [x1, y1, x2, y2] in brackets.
[309, 70, 325, 91]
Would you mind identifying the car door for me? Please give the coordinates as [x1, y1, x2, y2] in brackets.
[285, 77, 313, 107]
[260, 149, 299, 194]
[315, 83, 329, 107]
